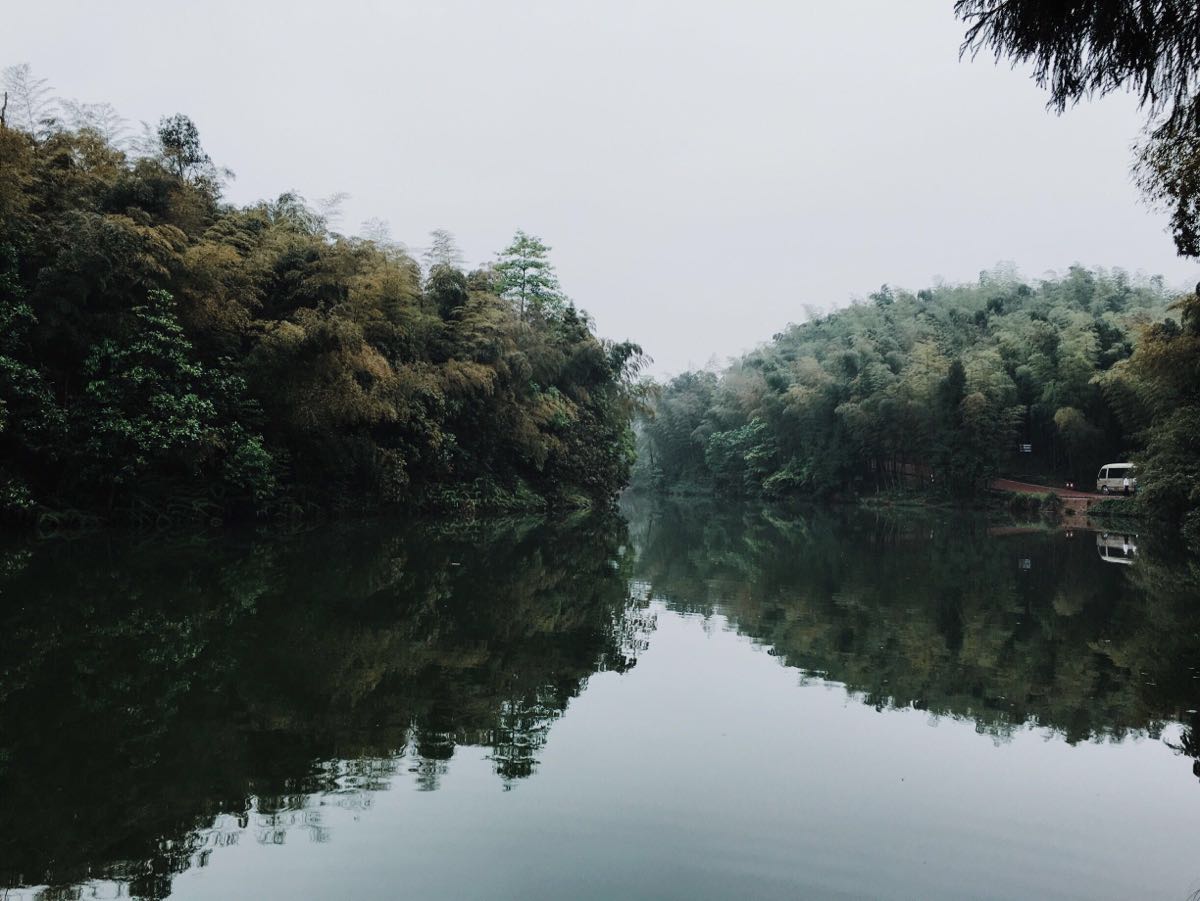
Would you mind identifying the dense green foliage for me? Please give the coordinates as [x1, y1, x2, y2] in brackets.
[636, 267, 1170, 499]
[1100, 291, 1200, 541]
[0, 77, 644, 523]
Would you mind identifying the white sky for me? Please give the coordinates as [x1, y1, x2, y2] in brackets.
[6, 1, 1197, 374]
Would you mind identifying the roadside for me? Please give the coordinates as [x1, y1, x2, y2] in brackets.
[989, 477, 1141, 530]
[989, 478, 1112, 500]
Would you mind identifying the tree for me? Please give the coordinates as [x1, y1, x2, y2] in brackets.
[1135, 118, 1200, 256]
[956, 2, 1200, 129]
[1053, 405, 1103, 479]
[705, 420, 776, 495]
[423, 228, 465, 273]
[640, 266, 1155, 501]
[157, 113, 214, 181]
[0, 244, 60, 516]
[1100, 290, 1200, 542]
[1, 64, 55, 137]
[955, 1, 1200, 256]
[494, 230, 566, 320]
[79, 289, 274, 506]
[59, 99, 128, 146]
[426, 264, 470, 320]
[0, 74, 656, 521]
[632, 370, 718, 491]
[932, 359, 984, 496]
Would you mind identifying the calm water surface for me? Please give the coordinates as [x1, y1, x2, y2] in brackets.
[2, 500, 1199, 899]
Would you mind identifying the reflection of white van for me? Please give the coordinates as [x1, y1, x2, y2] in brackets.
[1096, 463, 1136, 494]
[1096, 532, 1137, 564]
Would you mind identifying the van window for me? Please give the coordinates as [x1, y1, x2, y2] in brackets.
[1100, 468, 1108, 479]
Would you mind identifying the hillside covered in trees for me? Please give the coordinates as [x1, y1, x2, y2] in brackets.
[0, 69, 645, 524]
[634, 268, 1200, 543]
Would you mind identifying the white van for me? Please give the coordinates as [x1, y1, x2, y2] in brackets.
[1096, 463, 1136, 495]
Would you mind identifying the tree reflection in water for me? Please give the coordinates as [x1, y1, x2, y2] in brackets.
[0, 512, 652, 899]
[630, 497, 1200, 755]
[2, 499, 1199, 899]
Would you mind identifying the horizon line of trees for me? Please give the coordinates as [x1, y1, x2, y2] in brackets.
[0, 64, 647, 525]
[633, 266, 1200, 544]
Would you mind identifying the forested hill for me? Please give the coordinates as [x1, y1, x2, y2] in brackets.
[0, 95, 645, 524]
[636, 267, 1200, 540]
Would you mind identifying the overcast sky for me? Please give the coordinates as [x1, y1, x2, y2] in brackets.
[6, 1, 1197, 374]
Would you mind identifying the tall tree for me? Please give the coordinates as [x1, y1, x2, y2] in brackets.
[423, 228, 465, 273]
[59, 99, 128, 146]
[1, 64, 55, 137]
[157, 114, 215, 182]
[494, 230, 566, 320]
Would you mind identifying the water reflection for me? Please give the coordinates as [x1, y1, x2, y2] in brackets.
[628, 499, 1200, 750]
[0, 513, 651, 899]
[1096, 531, 1138, 564]
[1, 501, 1199, 899]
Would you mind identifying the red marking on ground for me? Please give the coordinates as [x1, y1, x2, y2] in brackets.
[990, 478, 1115, 500]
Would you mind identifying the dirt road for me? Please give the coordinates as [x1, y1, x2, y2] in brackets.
[990, 478, 1118, 500]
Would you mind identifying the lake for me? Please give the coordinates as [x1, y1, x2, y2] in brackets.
[2, 500, 1199, 900]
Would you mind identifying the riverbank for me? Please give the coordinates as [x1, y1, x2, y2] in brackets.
[636, 482, 1156, 539]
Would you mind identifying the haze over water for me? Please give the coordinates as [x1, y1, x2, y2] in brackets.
[2, 501, 1199, 900]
